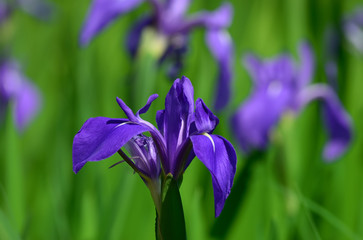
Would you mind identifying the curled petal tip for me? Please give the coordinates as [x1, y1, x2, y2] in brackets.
[137, 93, 159, 116]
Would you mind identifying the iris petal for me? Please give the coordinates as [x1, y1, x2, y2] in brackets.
[163, 76, 194, 173]
[79, 0, 144, 46]
[137, 94, 159, 116]
[116, 97, 138, 122]
[194, 98, 219, 133]
[190, 134, 237, 217]
[13, 80, 41, 132]
[164, 0, 191, 20]
[243, 54, 262, 85]
[72, 117, 150, 173]
[298, 84, 352, 161]
[0, 60, 41, 132]
[298, 42, 315, 88]
[206, 29, 234, 111]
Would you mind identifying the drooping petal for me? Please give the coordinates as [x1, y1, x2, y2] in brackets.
[297, 41, 315, 88]
[206, 29, 234, 111]
[190, 134, 237, 217]
[297, 84, 352, 161]
[13, 79, 41, 132]
[126, 15, 153, 57]
[72, 117, 150, 173]
[163, 76, 194, 173]
[79, 0, 144, 46]
[194, 98, 219, 133]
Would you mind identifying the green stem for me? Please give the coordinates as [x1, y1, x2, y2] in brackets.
[4, 109, 24, 232]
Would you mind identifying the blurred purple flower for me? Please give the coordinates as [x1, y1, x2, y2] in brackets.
[343, 7, 363, 54]
[79, 0, 234, 111]
[232, 42, 352, 162]
[73, 76, 237, 217]
[0, 59, 41, 132]
[0, 0, 10, 23]
[0, 0, 53, 22]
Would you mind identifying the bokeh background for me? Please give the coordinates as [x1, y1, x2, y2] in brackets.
[1, 0, 363, 239]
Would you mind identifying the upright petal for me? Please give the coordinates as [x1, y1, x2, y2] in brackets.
[165, 0, 191, 20]
[243, 54, 262, 85]
[206, 29, 234, 111]
[72, 117, 150, 173]
[126, 15, 153, 57]
[13, 79, 41, 132]
[297, 41, 315, 88]
[163, 76, 194, 173]
[297, 84, 352, 161]
[116, 97, 138, 122]
[79, 0, 144, 46]
[190, 134, 237, 217]
[194, 98, 219, 133]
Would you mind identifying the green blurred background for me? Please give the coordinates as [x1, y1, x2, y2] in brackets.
[1, 0, 363, 239]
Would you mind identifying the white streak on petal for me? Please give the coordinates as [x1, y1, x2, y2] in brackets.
[202, 132, 215, 153]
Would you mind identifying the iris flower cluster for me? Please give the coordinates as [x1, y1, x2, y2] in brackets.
[232, 42, 352, 161]
[73, 76, 237, 217]
[74, 1, 355, 237]
[80, 0, 234, 111]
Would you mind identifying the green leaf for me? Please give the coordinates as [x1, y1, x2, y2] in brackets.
[159, 176, 186, 240]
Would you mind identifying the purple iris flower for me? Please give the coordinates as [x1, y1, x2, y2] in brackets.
[0, 59, 41, 132]
[343, 7, 363, 54]
[73, 76, 237, 217]
[232, 42, 352, 162]
[79, 0, 234, 111]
